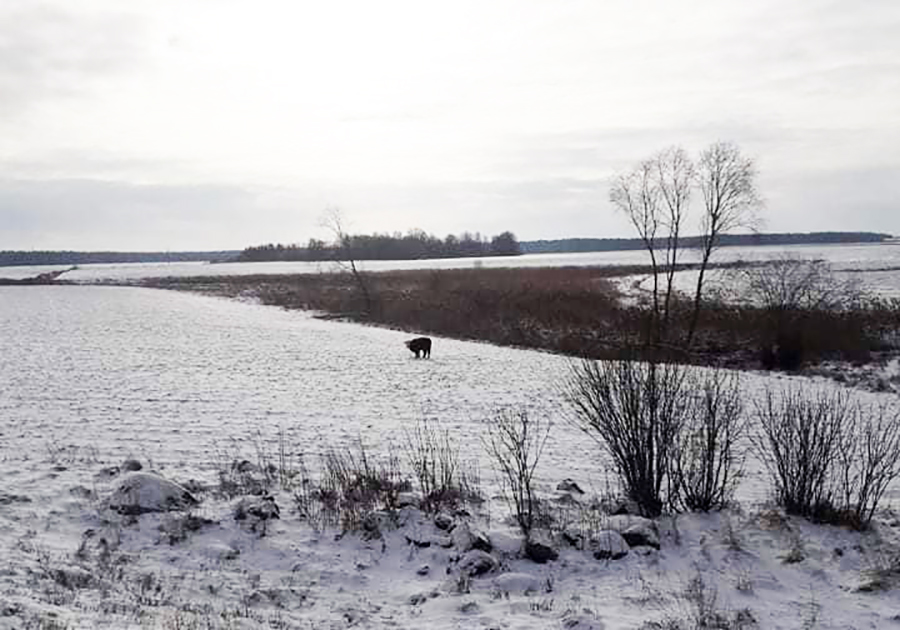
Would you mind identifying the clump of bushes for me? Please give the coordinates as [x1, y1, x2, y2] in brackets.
[403, 417, 481, 512]
[565, 359, 745, 517]
[752, 385, 900, 529]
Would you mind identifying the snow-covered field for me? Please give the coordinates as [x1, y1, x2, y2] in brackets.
[3, 285, 900, 629]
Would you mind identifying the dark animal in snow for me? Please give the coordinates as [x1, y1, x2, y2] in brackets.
[405, 337, 432, 358]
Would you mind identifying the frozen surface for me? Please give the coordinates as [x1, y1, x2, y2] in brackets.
[4, 241, 900, 284]
[3, 286, 900, 628]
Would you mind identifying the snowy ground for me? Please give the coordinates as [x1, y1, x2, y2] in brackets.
[3, 286, 900, 629]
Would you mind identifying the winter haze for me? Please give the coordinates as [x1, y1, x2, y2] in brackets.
[1, 0, 898, 250]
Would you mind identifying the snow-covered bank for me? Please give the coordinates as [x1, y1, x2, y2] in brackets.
[4, 453, 900, 629]
[4, 286, 900, 628]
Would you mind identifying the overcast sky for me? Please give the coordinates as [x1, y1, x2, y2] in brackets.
[1, 0, 898, 250]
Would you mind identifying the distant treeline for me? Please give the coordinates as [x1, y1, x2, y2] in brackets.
[2, 231, 892, 268]
[0, 250, 238, 267]
[237, 231, 521, 262]
[520, 232, 895, 254]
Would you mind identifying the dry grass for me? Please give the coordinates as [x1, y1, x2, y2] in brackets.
[140, 266, 900, 369]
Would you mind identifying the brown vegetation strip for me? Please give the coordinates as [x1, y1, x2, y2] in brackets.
[140, 266, 900, 370]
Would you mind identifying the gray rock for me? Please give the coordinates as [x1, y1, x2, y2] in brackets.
[590, 530, 629, 560]
[602, 515, 660, 550]
[121, 459, 143, 472]
[434, 512, 454, 531]
[396, 492, 421, 508]
[458, 550, 498, 576]
[617, 520, 660, 550]
[557, 478, 585, 495]
[525, 533, 559, 564]
[563, 614, 607, 629]
[362, 510, 394, 534]
[492, 572, 543, 595]
[600, 495, 641, 516]
[234, 495, 280, 522]
[106, 472, 198, 516]
[562, 526, 584, 549]
[452, 522, 492, 553]
[471, 531, 492, 553]
[405, 527, 433, 548]
[459, 600, 480, 614]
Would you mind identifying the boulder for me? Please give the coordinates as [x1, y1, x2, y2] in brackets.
[524, 533, 559, 564]
[121, 459, 143, 472]
[234, 495, 280, 522]
[396, 492, 421, 509]
[405, 524, 434, 548]
[492, 572, 543, 595]
[590, 530, 629, 560]
[361, 510, 394, 535]
[557, 479, 585, 495]
[562, 526, 584, 549]
[434, 512, 455, 531]
[604, 515, 660, 550]
[106, 472, 198, 516]
[452, 522, 491, 552]
[600, 495, 641, 516]
[458, 550, 498, 577]
[563, 614, 607, 629]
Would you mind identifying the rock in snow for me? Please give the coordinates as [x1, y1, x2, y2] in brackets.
[458, 550, 498, 576]
[234, 495, 280, 522]
[524, 533, 559, 564]
[604, 515, 660, 549]
[556, 478, 585, 495]
[106, 472, 198, 516]
[492, 572, 543, 595]
[590, 530, 629, 560]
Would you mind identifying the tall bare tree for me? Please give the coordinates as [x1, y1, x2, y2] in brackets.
[654, 147, 695, 344]
[321, 206, 375, 316]
[687, 142, 761, 345]
[610, 160, 662, 345]
[609, 147, 694, 348]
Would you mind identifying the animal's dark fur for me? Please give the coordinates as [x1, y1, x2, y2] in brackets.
[405, 337, 432, 358]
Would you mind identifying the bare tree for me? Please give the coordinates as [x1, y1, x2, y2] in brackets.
[321, 206, 375, 316]
[609, 147, 693, 349]
[654, 147, 695, 343]
[687, 142, 761, 345]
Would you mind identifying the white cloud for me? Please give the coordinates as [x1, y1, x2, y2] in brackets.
[1, 0, 898, 248]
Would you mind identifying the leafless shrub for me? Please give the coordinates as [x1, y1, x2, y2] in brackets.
[482, 408, 551, 537]
[319, 438, 411, 532]
[737, 258, 863, 313]
[836, 402, 900, 528]
[564, 359, 690, 517]
[403, 417, 480, 511]
[670, 370, 746, 512]
[751, 387, 850, 520]
[752, 386, 900, 529]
